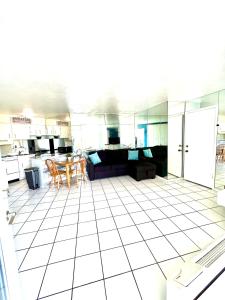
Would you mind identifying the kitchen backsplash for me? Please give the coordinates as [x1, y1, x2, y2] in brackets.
[0, 140, 28, 156]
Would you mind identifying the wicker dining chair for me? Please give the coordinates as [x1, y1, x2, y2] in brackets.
[45, 159, 66, 189]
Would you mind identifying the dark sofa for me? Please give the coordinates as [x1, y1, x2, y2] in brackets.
[86, 146, 167, 181]
[138, 146, 168, 177]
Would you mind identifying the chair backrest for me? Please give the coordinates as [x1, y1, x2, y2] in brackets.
[45, 159, 59, 177]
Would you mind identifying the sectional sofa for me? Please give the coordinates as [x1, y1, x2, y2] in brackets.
[86, 146, 167, 181]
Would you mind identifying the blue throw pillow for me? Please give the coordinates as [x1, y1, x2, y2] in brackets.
[143, 149, 153, 158]
[128, 150, 139, 160]
[89, 152, 102, 165]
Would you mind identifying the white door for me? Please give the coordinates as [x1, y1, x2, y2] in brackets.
[184, 106, 217, 188]
[168, 114, 183, 177]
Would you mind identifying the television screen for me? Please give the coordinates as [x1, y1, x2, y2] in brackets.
[108, 137, 120, 144]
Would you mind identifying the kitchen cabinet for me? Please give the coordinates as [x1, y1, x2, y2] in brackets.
[18, 155, 32, 180]
[60, 125, 71, 138]
[30, 124, 46, 136]
[46, 125, 60, 136]
[45, 119, 60, 136]
[11, 124, 30, 140]
[0, 123, 12, 140]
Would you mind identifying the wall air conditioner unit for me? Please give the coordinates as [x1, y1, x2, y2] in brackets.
[167, 234, 225, 300]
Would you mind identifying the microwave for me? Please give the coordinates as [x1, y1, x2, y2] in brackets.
[58, 146, 73, 154]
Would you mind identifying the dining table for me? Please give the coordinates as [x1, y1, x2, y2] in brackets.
[54, 157, 86, 188]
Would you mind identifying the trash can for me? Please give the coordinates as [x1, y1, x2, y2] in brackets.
[24, 167, 40, 189]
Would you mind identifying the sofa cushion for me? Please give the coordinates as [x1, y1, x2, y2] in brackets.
[107, 149, 128, 164]
[128, 150, 139, 160]
[88, 152, 101, 165]
[143, 148, 153, 158]
[151, 146, 167, 158]
[94, 163, 112, 172]
[111, 163, 128, 171]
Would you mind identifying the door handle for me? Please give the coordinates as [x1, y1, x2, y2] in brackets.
[178, 149, 182, 152]
[185, 150, 189, 152]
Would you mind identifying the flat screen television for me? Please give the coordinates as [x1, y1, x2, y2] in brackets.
[108, 137, 120, 144]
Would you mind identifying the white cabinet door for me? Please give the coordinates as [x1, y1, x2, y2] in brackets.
[60, 126, 70, 138]
[0, 123, 12, 140]
[12, 124, 30, 139]
[46, 125, 60, 136]
[30, 124, 46, 136]
[184, 106, 217, 188]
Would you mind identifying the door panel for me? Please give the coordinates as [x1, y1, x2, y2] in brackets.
[184, 106, 217, 188]
[168, 115, 183, 177]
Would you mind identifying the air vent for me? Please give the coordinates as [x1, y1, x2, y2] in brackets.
[196, 238, 225, 268]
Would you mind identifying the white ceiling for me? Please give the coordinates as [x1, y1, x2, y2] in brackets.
[1, 0, 225, 117]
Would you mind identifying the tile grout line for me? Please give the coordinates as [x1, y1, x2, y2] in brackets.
[100, 180, 144, 300]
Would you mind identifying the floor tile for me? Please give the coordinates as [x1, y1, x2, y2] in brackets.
[110, 205, 127, 216]
[105, 272, 141, 300]
[102, 247, 130, 277]
[55, 224, 77, 242]
[121, 196, 136, 204]
[160, 206, 181, 217]
[45, 208, 64, 218]
[72, 281, 106, 300]
[145, 208, 166, 221]
[170, 215, 196, 230]
[200, 209, 225, 222]
[60, 214, 78, 226]
[95, 208, 112, 219]
[154, 219, 180, 235]
[76, 234, 99, 257]
[19, 219, 42, 234]
[200, 223, 225, 239]
[125, 241, 155, 269]
[137, 221, 162, 240]
[125, 203, 142, 213]
[97, 217, 116, 232]
[39, 259, 74, 298]
[146, 237, 179, 262]
[184, 227, 213, 249]
[42, 290, 72, 300]
[73, 252, 103, 287]
[166, 232, 200, 255]
[77, 221, 97, 237]
[19, 266, 45, 300]
[20, 244, 52, 271]
[40, 216, 61, 230]
[186, 212, 212, 226]
[79, 210, 96, 222]
[99, 230, 122, 250]
[139, 201, 156, 210]
[32, 228, 57, 247]
[114, 214, 134, 228]
[134, 265, 166, 300]
[14, 232, 37, 250]
[119, 226, 143, 245]
[173, 203, 194, 214]
[130, 211, 150, 224]
[49, 239, 76, 263]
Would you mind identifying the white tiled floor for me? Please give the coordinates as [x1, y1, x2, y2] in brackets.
[7, 175, 225, 300]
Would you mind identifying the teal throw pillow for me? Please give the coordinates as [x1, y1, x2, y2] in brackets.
[89, 152, 102, 165]
[128, 150, 139, 160]
[143, 149, 153, 158]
